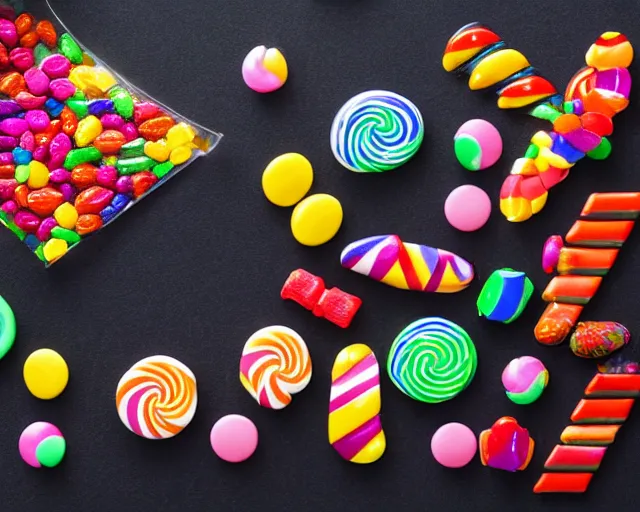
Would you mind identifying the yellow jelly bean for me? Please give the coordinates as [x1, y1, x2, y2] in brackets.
[166, 122, 196, 151]
[42, 238, 68, 263]
[290, 193, 343, 246]
[23, 348, 69, 400]
[469, 49, 529, 90]
[68, 65, 117, 94]
[169, 145, 192, 165]
[75, 115, 102, 147]
[262, 153, 313, 207]
[53, 202, 79, 229]
[27, 160, 49, 189]
[144, 140, 170, 162]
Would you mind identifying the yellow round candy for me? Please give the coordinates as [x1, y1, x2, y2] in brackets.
[291, 193, 343, 246]
[43, 238, 68, 263]
[53, 202, 78, 230]
[23, 349, 69, 400]
[27, 161, 49, 189]
[262, 153, 313, 207]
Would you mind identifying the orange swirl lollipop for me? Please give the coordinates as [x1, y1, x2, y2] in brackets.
[116, 355, 198, 439]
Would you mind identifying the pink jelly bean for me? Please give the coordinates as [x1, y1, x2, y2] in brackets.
[0, 179, 17, 200]
[1, 200, 17, 215]
[48, 78, 76, 102]
[120, 122, 138, 142]
[49, 168, 71, 183]
[115, 175, 133, 194]
[25, 110, 50, 133]
[20, 131, 35, 152]
[40, 54, 71, 79]
[0, 136, 17, 151]
[0, 118, 27, 137]
[24, 68, 50, 96]
[36, 216, 58, 242]
[33, 145, 48, 162]
[15, 91, 47, 110]
[48, 133, 71, 168]
[9, 47, 34, 72]
[0, 19, 17, 48]
[100, 114, 125, 130]
[0, 152, 13, 165]
[14, 210, 41, 232]
[134, 102, 160, 124]
[59, 183, 74, 202]
[96, 166, 117, 188]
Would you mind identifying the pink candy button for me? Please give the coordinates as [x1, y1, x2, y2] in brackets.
[444, 184, 492, 232]
[210, 414, 258, 463]
[431, 422, 477, 468]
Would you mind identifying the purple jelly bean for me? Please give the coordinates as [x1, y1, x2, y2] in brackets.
[49, 78, 76, 102]
[100, 114, 125, 130]
[0, 136, 17, 151]
[0, 19, 17, 48]
[14, 92, 47, 110]
[115, 175, 133, 194]
[0, 152, 13, 165]
[19, 131, 35, 152]
[59, 183, 74, 202]
[33, 145, 48, 162]
[24, 68, 50, 96]
[49, 168, 71, 183]
[40, 54, 72, 79]
[14, 210, 41, 232]
[120, 122, 138, 142]
[24, 110, 50, 133]
[97, 166, 118, 188]
[0, 179, 17, 200]
[88, 100, 113, 116]
[36, 216, 58, 242]
[0, 100, 22, 116]
[10, 47, 34, 72]
[1, 199, 17, 215]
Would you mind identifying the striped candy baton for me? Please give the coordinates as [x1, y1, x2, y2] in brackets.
[535, 193, 640, 345]
[534, 357, 640, 493]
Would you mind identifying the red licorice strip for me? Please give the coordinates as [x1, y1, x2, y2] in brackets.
[585, 373, 640, 397]
[541, 275, 602, 304]
[533, 473, 593, 493]
[565, 220, 634, 247]
[581, 192, 640, 219]
[556, 247, 619, 275]
[543, 445, 606, 471]
[560, 425, 620, 445]
[570, 398, 634, 424]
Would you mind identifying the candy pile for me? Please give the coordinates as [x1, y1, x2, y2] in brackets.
[0, 10, 217, 265]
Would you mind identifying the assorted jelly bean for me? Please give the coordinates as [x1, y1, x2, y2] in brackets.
[0, 10, 217, 265]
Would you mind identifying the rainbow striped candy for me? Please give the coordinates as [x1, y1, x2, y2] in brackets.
[329, 344, 386, 464]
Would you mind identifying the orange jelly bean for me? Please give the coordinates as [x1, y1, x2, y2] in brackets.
[14, 184, 29, 208]
[93, 130, 126, 154]
[138, 116, 175, 142]
[71, 164, 98, 189]
[535, 303, 583, 345]
[0, 43, 9, 69]
[19, 30, 39, 49]
[0, 164, 15, 179]
[35, 21, 57, 48]
[60, 106, 78, 136]
[15, 13, 34, 38]
[0, 71, 26, 97]
[75, 214, 103, 236]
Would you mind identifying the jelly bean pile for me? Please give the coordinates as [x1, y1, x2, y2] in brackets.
[0, 12, 215, 265]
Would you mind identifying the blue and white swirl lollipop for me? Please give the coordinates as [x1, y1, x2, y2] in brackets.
[330, 90, 424, 173]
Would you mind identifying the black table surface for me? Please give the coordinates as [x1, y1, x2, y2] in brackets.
[1, 0, 639, 510]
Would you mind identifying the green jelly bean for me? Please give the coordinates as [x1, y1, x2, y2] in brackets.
[64, 147, 102, 169]
[35, 244, 45, 261]
[116, 156, 154, 175]
[69, 90, 86, 101]
[524, 144, 539, 159]
[587, 137, 612, 160]
[58, 33, 84, 65]
[34, 43, 52, 65]
[66, 100, 89, 119]
[153, 162, 175, 180]
[14, 164, 29, 183]
[562, 101, 574, 114]
[0, 293, 16, 360]
[109, 86, 134, 119]
[530, 103, 562, 123]
[51, 227, 81, 244]
[120, 138, 146, 158]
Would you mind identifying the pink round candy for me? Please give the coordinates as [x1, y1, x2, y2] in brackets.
[19, 422, 64, 468]
[431, 422, 477, 468]
[444, 184, 492, 232]
[454, 119, 503, 171]
[210, 414, 258, 463]
[242, 45, 287, 93]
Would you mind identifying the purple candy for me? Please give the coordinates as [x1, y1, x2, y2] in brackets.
[88, 100, 113, 116]
[0, 152, 14, 165]
[96, 166, 117, 188]
[9, 47, 34, 72]
[0, 19, 17, 48]
[14, 210, 41, 232]
[14, 92, 47, 110]
[19, 131, 35, 152]
[0, 100, 22, 116]
[59, 183, 75, 202]
[120, 122, 138, 142]
[24, 68, 50, 96]
[40, 54, 72, 79]
[49, 168, 71, 183]
[100, 114, 125, 130]
[48, 133, 72, 169]
[36, 216, 58, 242]
[595, 67, 631, 99]
[1, 199, 17, 215]
[49, 78, 76, 102]
[0, 136, 17, 151]
[115, 175, 133, 194]
[24, 110, 50, 133]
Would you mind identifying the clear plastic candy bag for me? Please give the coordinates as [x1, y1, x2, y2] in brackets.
[0, 0, 221, 266]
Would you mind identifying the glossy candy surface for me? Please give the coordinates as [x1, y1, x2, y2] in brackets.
[477, 268, 533, 323]
[454, 119, 502, 170]
[479, 416, 535, 472]
[242, 46, 288, 93]
[0, 294, 16, 360]
[262, 153, 313, 207]
[239, 326, 312, 410]
[330, 91, 424, 172]
[340, 235, 474, 293]
[290, 193, 343, 246]
[19, 422, 65, 468]
[329, 344, 386, 464]
[502, 356, 548, 405]
[387, 317, 477, 403]
[0, 10, 217, 265]
[23, 348, 68, 400]
[569, 321, 630, 359]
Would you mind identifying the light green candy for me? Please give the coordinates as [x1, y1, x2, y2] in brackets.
[58, 33, 84, 65]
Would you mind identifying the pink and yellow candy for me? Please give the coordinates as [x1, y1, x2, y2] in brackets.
[242, 46, 288, 93]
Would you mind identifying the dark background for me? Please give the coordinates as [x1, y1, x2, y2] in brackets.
[0, 0, 639, 510]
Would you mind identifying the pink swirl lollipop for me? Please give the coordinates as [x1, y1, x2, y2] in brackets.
[242, 46, 288, 93]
